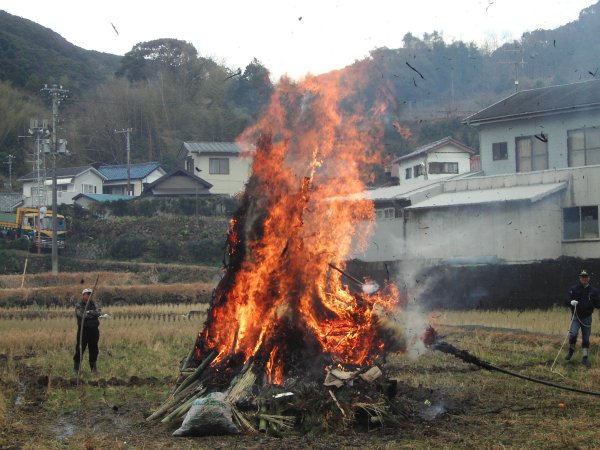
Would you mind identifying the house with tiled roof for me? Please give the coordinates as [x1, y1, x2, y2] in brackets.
[16, 162, 166, 206]
[391, 136, 479, 184]
[72, 193, 135, 209]
[97, 162, 165, 196]
[18, 166, 106, 207]
[143, 168, 213, 197]
[178, 142, 253, 196]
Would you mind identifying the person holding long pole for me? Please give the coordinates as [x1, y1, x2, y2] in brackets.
[565, 270, 600, 367]
[74, 286, 101, 375]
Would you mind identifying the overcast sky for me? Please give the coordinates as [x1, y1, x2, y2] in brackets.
[1, 0, 596, 80]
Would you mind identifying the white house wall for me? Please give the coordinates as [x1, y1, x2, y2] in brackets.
[396, 145, 473, 184]
[22, 171, 104, 206]
[403, 196, 563, 263]
[191, 154, 251, 196]
[353, 165, 600, 264]
[145, 170, 164, 184]
[104, 180, 142, 196]
[352, 217, 405, 261]
[479, 110, 600, 176]
[76, 171, 104, 195]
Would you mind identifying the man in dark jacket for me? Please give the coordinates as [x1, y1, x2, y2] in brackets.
[566, 270, 600, 367]
[73, 288, 101, 373]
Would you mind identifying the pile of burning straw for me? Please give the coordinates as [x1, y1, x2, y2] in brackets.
[148, 71, 427, 435]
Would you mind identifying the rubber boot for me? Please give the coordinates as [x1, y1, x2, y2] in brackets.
[582, 349, 591, 368]
[90, 362, 97, 374]
[565, 346, 575, 361]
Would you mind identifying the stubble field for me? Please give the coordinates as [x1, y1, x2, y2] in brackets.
[2, 271, 600, 449]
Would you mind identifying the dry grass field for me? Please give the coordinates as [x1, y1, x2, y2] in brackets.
[2, 271, 600, 449]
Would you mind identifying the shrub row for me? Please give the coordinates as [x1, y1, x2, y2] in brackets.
[107, 235, 225, 264]
[0, 283, 214, 308]
[61, 196, 239, 219]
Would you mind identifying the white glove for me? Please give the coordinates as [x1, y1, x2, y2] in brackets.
[570, 300, 579, 306]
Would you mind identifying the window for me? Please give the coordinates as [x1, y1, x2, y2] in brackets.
[209, 158, 230, 174]
[31, 187, 45, 198]
[563, 206, 599, 240]
[414, 164, 424, 177]
[376, 207, 397, 220]
[492, 142, 508, 160]
[82, 184, 95, 194]
[428, 162, 459, 174]
[567, 127, 600, 167]
[516, 136, 548, 172]
[186, 159, 194, 173]
[405, 167, 412, 179]
[41, 217, 66, 231]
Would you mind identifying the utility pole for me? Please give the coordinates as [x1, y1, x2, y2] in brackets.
[115, 128, 133, 195]
[498, 46, 527, 92]
[4, 154, 14, 191]
[42, 84, 68, 275]
[27, 119, 50, 207]
[25, 119, 50, 254]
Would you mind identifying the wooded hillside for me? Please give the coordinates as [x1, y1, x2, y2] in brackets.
[1, 2, 599, 186]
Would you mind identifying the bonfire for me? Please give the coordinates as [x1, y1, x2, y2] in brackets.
[149, 71, 420, 435]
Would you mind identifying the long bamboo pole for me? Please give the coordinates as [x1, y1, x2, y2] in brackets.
[173, 350, 217, 396]
[20, 258, 28, 288]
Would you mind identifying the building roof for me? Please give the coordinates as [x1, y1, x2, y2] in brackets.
[0, 193, 24, 212]
[144, 168, 213, 191]
[393, 137, 476, 163]
[72, 193, 134, 203]
[181, 142, 255, 156]
[360, 180, 444, 201]
[97, 162, 163, 181]
[463, 79, 600, 125]
[406, 182, 566, 210]
[340, 171, 480, 202]
[18, 165, 104, 181]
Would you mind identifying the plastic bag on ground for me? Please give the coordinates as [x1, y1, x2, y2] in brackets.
[172, 392, 240, 437]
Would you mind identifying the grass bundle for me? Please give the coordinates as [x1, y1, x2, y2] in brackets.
[353, 401, 388, 426]
[255, 413, 296, 429]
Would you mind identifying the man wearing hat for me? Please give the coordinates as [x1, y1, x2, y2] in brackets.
[566, 270, 600, 367]
[73, 288, 102, 373]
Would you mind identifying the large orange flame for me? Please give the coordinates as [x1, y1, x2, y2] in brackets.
[196, 69, 402, 383]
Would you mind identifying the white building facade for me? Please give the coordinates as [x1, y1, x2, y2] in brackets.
[179, 142, 253, 196]
[18, 166, 106, 207]
[391, 137, 477, 184]
[352, 80, 600, 265]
